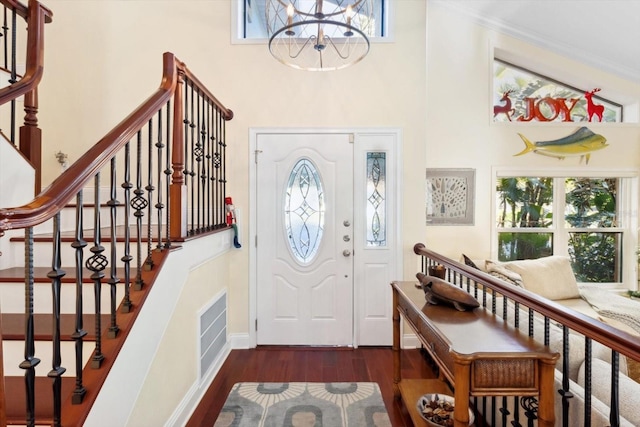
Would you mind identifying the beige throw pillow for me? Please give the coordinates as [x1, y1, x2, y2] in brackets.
[502, 256, 580, 301]
[485, 260, 524, 288]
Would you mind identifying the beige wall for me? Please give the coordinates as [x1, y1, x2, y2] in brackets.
[127, 253, 229, 426]
[35, 1, 640, 340]
[38, 0, 428, 336]
[424, 3, 640, 262]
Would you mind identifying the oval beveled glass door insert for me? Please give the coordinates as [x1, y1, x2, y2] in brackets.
[284, 158, 325, 264]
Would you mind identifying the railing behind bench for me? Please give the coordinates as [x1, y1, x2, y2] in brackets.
[414, 243, 640, 427]
[0, 52, 233, 427]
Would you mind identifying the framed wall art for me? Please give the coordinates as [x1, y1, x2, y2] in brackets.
[426, 168, 475, 225]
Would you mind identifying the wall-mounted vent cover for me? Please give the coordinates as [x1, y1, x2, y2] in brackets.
[199, 290, 227, 380]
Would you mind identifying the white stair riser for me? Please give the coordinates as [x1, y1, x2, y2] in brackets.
[32, 207, 144, 236]
[3, 340, 94, 376]
[7, 240, 148, 271]
[0, 282, 125, 314]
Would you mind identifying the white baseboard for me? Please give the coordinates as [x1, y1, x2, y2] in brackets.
[402, 333, 421, 349]
[164, 333, 250, 427]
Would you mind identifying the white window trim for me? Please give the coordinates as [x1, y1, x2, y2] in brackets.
[491, 166, 639, 290]
[230, 0, 396, 45]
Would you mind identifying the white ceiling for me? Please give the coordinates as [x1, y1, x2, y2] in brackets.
[431, 0, 640, 85]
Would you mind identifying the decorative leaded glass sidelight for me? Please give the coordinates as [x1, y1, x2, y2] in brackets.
[366, 152, 386, 246]
[284, 158, 325, 264]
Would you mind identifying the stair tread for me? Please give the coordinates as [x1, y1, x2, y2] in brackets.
[2, 313, 111, 340]
[4, 376, 76, 423]
[0, 266, 138, 283]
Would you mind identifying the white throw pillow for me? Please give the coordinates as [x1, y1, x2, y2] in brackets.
[502, 256, 581, 301]
[485, 260, 524, 288]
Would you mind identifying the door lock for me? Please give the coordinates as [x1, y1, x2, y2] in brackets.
[343, 235, 351, 242]
[343, 220, 351, 227]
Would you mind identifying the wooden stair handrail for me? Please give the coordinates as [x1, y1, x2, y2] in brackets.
[0, 53, 168, 230]
[0, 0, 52, 22]
[0, 0, 52, 106]
[0, 52, 234, 232]
[413, 243, 640, 363]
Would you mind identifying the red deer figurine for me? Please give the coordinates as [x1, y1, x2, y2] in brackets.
[585, 88, 604, 122]
[494, 90, 515, 121]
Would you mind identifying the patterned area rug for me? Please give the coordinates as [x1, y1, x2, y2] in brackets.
[214, 382, 392, 427]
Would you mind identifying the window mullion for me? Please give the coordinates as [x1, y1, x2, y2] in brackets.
[554, 177, 568, 257]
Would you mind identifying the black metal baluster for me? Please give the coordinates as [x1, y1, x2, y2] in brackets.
[490, 395, 496, 426]
[155, 109, 165, 248]
[215, 110, 222, 226]
[164, 101, 173, 247]
[132, 131, 147, 291]
[183, 79, 191, 235]
[86, 174, 107, 368]
[189, 82, 196, 234]
[47, 212, 66, 427]
[528, 308, 534, 337]
[212, 105, 219, 227]
[521, 396, 538, 427]
[584, 337, 592, 427]
[500, 396, 509, 426]
[20, 227, 40, 427]
[609, 350, 620, 427]
[196, 90, 205, 233]
[145, 119, 155, 270]
[220, 113, 227, 224]
[206, 101, 212, 230]
[2, 6, 8, 71]
[559, 325, 573, 426]
[9, 7, 16, 143]
[121, 143, 133, 312]
[512, 396, 521, 427]
[107, 158, 120, 338]
[71, 191, 87, 403]
[544, 317, 550, 346]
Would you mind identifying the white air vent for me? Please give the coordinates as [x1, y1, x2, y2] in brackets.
[198, 290, 227, 380]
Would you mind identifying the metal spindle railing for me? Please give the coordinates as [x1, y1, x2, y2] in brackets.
[414, 243, 640, 427]
[1, 51, 233, 427]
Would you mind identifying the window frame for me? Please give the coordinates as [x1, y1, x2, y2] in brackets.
[231, 0, 395, 45]
[492, 166, 638, 290]
[493, 58, 625, 123]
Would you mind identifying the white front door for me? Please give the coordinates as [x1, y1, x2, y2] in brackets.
[256, 133, 354, 345]
[252, 129, 401, 347]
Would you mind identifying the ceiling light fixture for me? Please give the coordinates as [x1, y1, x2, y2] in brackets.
[266, 0, 373, 71]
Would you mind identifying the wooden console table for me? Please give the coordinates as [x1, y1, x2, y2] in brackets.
[392, 281, 559, 427]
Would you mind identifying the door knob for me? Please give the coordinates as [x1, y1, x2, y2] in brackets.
[342, 250, 351, 257]
[343, 235, 351, 242]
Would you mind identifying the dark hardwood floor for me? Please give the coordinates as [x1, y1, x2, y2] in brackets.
[185, 346, 438, 427]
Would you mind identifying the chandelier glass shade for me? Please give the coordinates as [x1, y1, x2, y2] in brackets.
[266, 0, 373, 71]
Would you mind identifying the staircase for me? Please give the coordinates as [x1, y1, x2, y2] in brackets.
[0, 1, 235, 425]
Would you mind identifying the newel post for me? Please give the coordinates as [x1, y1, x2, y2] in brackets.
[20, 89, 42, 194]
[169, 68, 186, 241]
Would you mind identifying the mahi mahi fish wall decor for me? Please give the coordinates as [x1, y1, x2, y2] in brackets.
[514, 126, 608, 164]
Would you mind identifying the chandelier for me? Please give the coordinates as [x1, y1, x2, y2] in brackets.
[266, 0, 373, 71]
